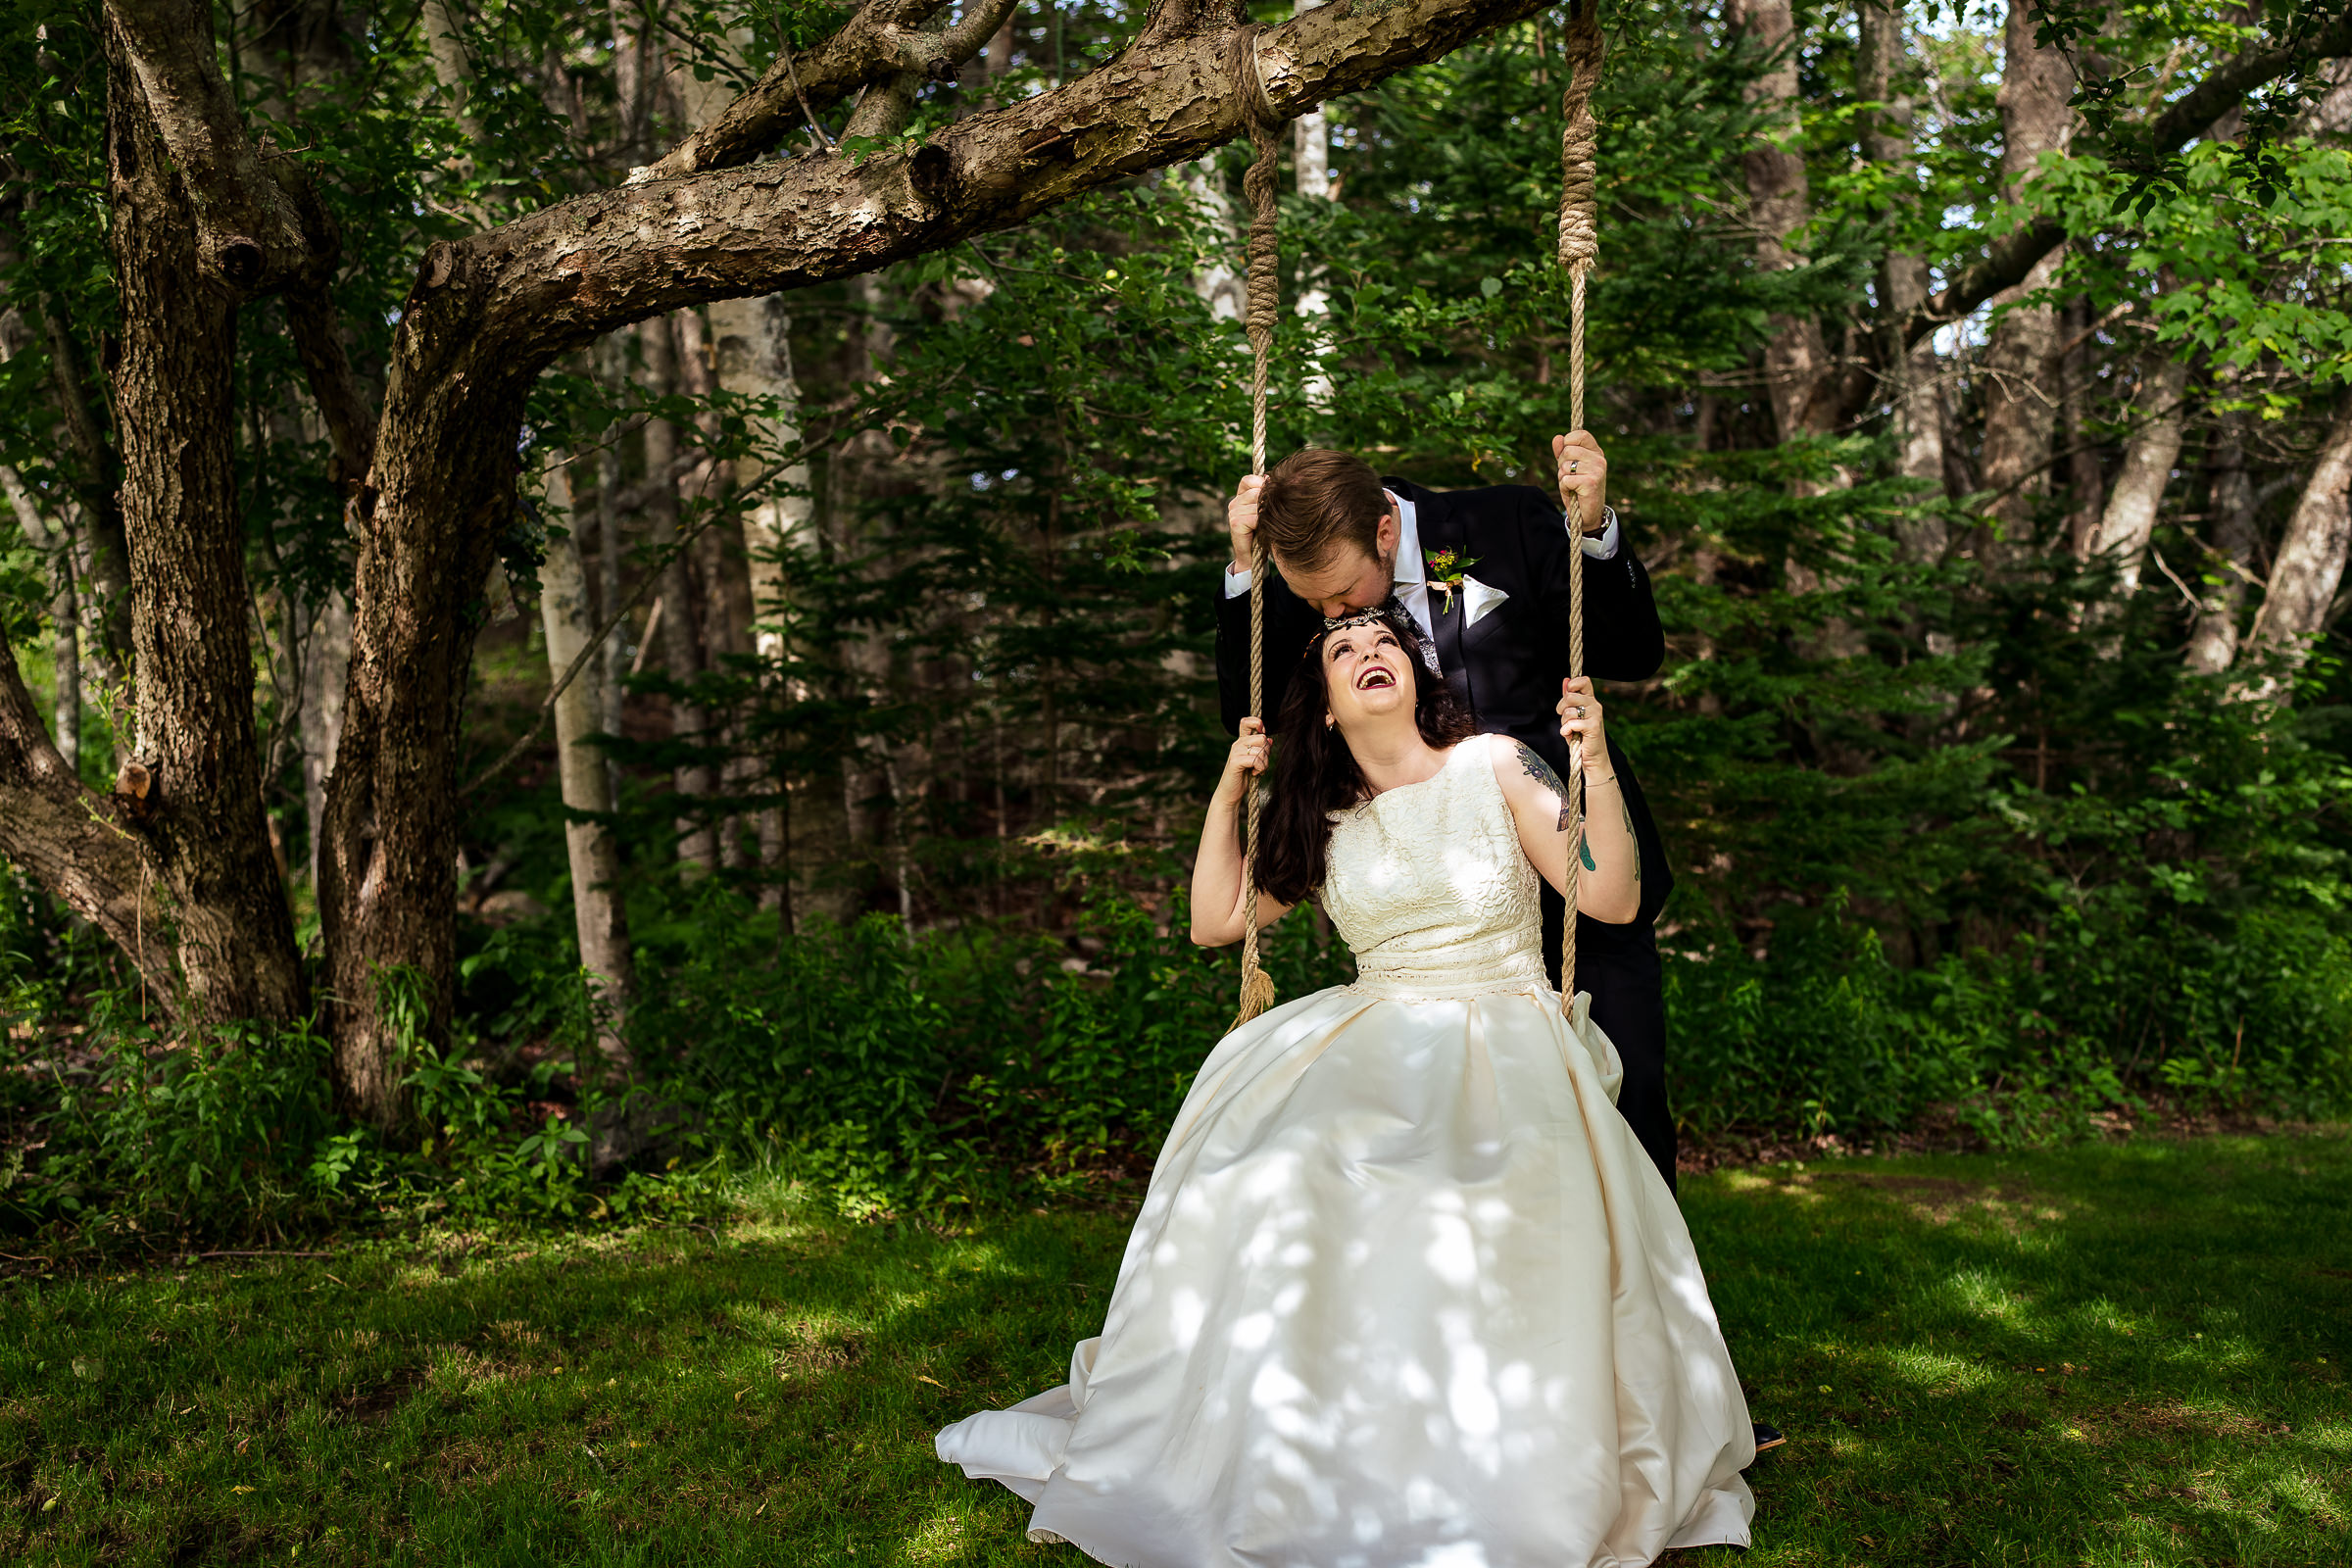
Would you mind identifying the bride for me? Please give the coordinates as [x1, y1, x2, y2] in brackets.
[936, 605, 1756, 1567]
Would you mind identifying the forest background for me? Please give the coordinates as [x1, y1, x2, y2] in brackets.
[3, 0, 2351, 1242]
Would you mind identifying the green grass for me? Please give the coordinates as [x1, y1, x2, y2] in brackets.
[5, 1133, 2349, 1566]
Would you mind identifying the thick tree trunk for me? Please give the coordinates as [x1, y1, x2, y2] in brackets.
[2241, 400, 2352, 695]
[2185, 415, 2260, 674]
[318, 368, 515, 1127]
[105, 13, 305, 1023]
[539, 460, 636, 1049]
[2077, 353, 2189, 597]
[1975, 4, 2072, 556]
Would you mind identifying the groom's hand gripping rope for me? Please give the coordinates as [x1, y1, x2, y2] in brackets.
[1227, 475, 1265, 573]
[1552, 431, 1610, 533]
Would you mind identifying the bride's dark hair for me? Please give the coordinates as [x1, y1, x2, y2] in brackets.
[1253, 605, 1478, 906]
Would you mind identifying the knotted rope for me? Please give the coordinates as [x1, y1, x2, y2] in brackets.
[1233, 25, 1282, 1031]
[1557, 1, 1603, 1015]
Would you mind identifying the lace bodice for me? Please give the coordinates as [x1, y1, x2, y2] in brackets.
[1321, 734, 1550, 1000]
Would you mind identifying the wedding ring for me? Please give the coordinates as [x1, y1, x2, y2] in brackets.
[1567, 461, 1581, 474]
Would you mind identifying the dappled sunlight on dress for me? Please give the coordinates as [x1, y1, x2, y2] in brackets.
[936, 735, 1754, 1567]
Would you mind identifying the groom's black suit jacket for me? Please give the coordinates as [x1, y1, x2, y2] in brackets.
[1212, 477, 1674, 932]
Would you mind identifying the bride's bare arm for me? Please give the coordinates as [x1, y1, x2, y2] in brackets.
[1191, 717, 1297, 946]
[1493, 683, 1640, 923]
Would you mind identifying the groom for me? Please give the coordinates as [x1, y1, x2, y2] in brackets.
[1213, 433, 1681, 1193]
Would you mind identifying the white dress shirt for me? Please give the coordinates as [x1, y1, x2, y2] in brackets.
[1224, 493, 1622, 644]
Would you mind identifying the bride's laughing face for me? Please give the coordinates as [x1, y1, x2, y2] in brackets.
[1322, 623, 1416, 730]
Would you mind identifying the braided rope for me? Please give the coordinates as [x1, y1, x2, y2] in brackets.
[1557, 1, 1603, 1016]
[1233, 27, 1282, 1032]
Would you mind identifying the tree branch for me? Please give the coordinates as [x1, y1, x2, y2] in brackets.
[286, 287, 378, 480]
[1899, 11, 2352, 350]
[104, 0, 329, 291]
[647, 0, 958, 178]
[420, 0, 1547, 373]
[0, 639, 172, 1002]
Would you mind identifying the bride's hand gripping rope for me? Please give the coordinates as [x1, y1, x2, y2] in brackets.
[1556, 676, 1616, 788]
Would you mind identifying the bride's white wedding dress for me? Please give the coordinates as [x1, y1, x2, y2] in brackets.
[936, 735, 1754, 1567]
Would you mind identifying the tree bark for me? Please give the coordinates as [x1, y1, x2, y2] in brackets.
[420, 0, 484, 148]
[539, 459, 636, 1049]
[2057, 299, 2105, 554]
[298, 586, 351, 888]
[1858, 0, 1947, 557]
[2185, 413, 2260, 674]
[2241, 399, 2352, 695]
[708, 289, 808, 897]
[1293, 0, 1331, 200]
[640, 315, 718, 870]
[1727, 0, 1832, 442]
[1975, 2, 2073, 556]
[2076, 352, 2188, 597]
[105, 7, 306, 1022]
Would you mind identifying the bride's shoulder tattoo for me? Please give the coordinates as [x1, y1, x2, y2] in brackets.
[1512, 741, 1575, 832]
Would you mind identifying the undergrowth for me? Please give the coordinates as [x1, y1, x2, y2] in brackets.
[5, 854, 2350, 1247]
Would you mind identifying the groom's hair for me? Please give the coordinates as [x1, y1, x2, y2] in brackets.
[1259, 449, 1389, 569]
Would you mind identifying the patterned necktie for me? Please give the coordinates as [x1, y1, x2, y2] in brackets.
[1390, 592, 1444, 677]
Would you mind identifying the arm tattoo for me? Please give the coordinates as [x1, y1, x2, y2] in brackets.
[1579, 834, 1597, 871]
[1622, 791, 1641, 883]
[1514, 741, 1575, 833]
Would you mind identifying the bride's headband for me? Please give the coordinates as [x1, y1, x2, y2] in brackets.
[1304, 602, 1398, 659]
[1320, 605, 1393, 633]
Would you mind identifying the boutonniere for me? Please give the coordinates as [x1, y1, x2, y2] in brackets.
[1424, 548, 1481, 613]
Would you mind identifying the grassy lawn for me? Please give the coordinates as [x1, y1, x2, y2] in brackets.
[5, 1132, 2349, 1566]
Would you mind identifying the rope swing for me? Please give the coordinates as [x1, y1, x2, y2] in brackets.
[1233, 24, 1282, 1031]
[1228, 7, 1606, 1030]
[1556, 0, 1604, 1015]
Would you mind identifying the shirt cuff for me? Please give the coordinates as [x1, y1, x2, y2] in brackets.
[1576, 506, 1622, 561]
[1224, 564, 1252, 598]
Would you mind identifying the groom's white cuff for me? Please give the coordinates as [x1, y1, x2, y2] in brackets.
[1577, 506, 1622, 562]
[1222, 507, 1620, 600]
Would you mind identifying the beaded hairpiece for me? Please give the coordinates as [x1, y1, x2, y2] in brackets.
[1304, 603, 1395, 658]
